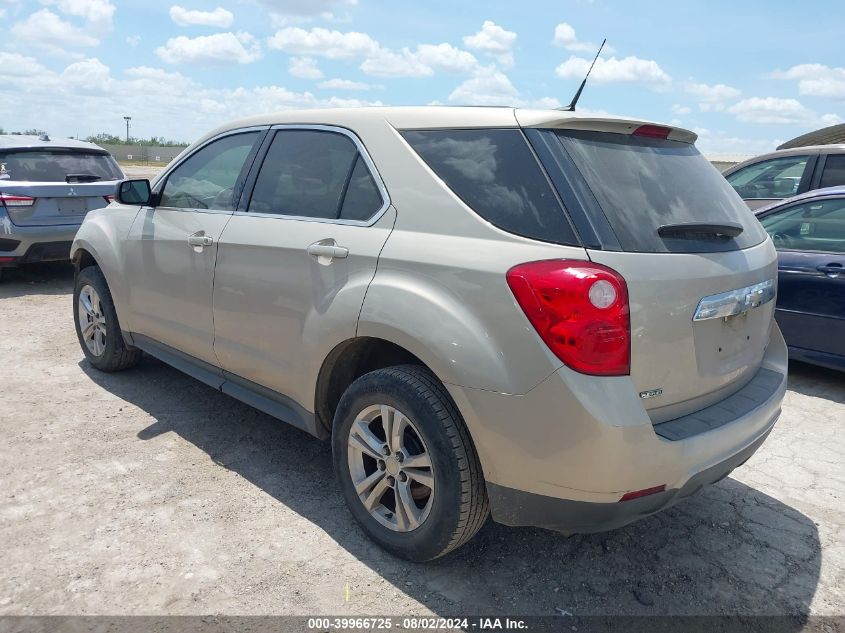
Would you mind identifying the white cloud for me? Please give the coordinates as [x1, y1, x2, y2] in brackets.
[684, 81, 741, 111]
[360, 48, 433, 78]
[552, 22, 612, 54]
[169, 6, 234, 28]
[728, 96, 843, 127]
[288, 56, 323, 79]
[257, 0, 356, 17]
[556, 55, 671, 85]
[415, 44, 478, 73]
[11, 9, 100, 53]
[0, 57, 384, 142]
[463, 20, 516, 68]
[769, 63, 845, 100]
[126, 35, 141, 47]
[267, 26, 379, 59]
[692, 128, 780, 157]
[318, 78, 372, 90]
[157, 32, 262, 65]
[448, 67, 519, 106]
[41, 0, 115, 29]
[672, 104, 692, 115]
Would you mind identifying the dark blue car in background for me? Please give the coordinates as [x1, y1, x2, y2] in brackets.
[756, 187, 845, 371]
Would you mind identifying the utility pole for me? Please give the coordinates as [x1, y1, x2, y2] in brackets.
[123, 116, 132, 143]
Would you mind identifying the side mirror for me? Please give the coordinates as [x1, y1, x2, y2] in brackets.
[116, 179, 152, 205]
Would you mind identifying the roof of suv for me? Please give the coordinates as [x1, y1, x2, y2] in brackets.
[0, 134, 107, 152]
[206, 106, 698, 145]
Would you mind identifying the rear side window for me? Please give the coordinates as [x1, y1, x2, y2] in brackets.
[248, 129, 384, 222]
[820, 155, 845, 189]
[725, 155, 809, 199]
[0, 150, 122, 182]
[402, 129, 578, 246]
[550, 130, 768, 253]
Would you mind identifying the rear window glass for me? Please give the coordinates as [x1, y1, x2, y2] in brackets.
[0, 150, 122, 182]
[402, 129, 578, 246]
[553, 130, 768, 253]
[820, 155, 845, 189]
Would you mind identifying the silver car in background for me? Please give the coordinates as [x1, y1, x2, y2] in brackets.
[0, 134, 124, 278]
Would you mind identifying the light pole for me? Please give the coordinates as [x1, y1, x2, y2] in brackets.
[123, 116, 132, 143]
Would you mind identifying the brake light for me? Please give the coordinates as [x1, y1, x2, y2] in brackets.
[506, 260, 630, 376]
[0, 193, 35, 207]
[633, 125, 671, 139]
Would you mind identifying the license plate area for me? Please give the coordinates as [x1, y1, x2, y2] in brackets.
[693, 308, 769, 377]
[58, 198, 87, 215]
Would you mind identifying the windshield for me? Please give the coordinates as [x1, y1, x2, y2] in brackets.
[554, 130, 768, 253]
[0, 150, 123, 182]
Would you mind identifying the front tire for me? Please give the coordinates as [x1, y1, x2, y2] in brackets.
[332, 365, 489, 561]
[73, 266, 141, 372]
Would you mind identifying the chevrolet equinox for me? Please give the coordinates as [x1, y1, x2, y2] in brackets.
[71, 107, 788, 561]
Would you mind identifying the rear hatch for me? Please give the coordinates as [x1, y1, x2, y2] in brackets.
[524, 122, 776, 421]
[0, 148, 122, 226]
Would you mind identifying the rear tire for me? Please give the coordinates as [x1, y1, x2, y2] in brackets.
[73, 266, 141, 372]
[332, 365, 489, 561]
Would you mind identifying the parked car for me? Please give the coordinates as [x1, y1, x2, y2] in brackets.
[723, 145, 845, 210]
[0, 134, 124, 279]
[70, 107, 787, 561]
[755, 187, 845, 371]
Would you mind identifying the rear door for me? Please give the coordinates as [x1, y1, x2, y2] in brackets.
[813, 153, 845, 190]
[758, 196, 845, 359]
[0, 149, 123, 226]
[528, 127, 776, 421]
[212, 126, 394, 407]
[123, 129, 264, 366]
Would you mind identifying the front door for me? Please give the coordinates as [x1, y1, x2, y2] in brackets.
[759, 196, 845, 359]
[213, 127, 394, 408]
[124, 130, 264, 366]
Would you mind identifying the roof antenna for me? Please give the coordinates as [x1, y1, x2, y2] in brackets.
[558, 38, 606, 111]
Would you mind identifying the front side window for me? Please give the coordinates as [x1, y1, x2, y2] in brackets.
[819, 155, 845, 189]
[759, 197, 845, 253]
[726, 155, 810, 200]
[402, 129, 577, 245]
[248, 129, 383, 222]
[0, 150, 122, 182]
[160, 132, 260, 211]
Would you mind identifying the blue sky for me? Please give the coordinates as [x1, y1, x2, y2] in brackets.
[0, 0, 843, 155]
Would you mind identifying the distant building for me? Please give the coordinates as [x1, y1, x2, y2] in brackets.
[778, 123, 845, 150]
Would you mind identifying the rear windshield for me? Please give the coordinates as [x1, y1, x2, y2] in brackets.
[552, 130, 767, 253]
[0, 150, 122, 183]
[402, 129, 579, 245]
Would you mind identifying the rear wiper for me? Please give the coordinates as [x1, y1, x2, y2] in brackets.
[657, 222, 743, 239]
[65, 174, 102, 183]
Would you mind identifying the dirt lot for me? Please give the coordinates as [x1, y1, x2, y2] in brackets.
[0, 263, 843, 621]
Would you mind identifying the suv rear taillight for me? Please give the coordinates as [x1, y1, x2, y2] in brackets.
[506, 260, 630, 376]
[0, 193, 35, 207]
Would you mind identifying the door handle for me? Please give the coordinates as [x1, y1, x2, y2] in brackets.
[307, 240, 349, 262]
[817, 263, 843, 278]
[188, 232, 213, 250]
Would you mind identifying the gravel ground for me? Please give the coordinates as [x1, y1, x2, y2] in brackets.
[0, 263, 843, 621]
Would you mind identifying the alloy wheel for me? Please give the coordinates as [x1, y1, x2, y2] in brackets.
[78, 284, 107, 357]
[347, 404, 435, 532]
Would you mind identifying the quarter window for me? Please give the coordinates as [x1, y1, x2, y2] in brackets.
[248, 129, 384, 222]
[160, 132, 260, 211]
[760, 198, 845, 253]
[819, 155, 845, 189]
[402, 129, 577, 245]
[726, 155, 809, 200]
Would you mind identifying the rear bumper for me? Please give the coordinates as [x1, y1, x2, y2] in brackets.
[0, 212, 78, 265]
[487, 418, 773, 533]
[446, 323, 788, 533]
